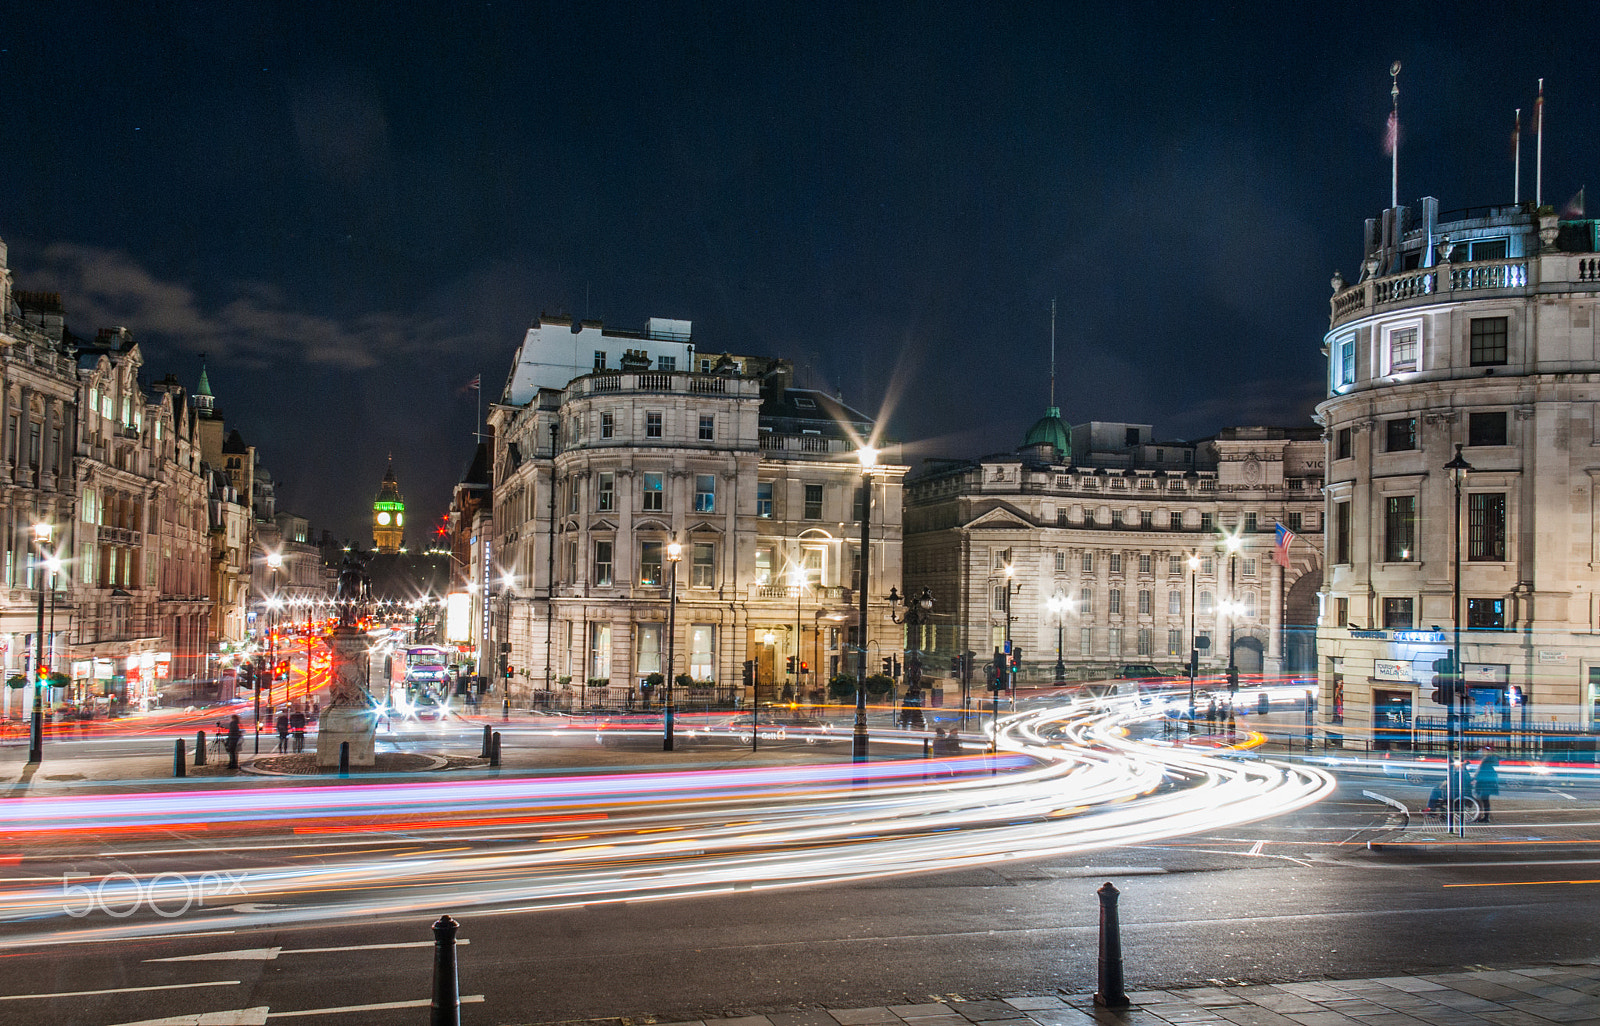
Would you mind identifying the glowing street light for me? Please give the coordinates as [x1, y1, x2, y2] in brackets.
[854, 446, 877, 762]
[663, 540, 682, 752]
[26, 521, 52, 764]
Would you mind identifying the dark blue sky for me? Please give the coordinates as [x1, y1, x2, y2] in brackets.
[2, 2, 1595, 543]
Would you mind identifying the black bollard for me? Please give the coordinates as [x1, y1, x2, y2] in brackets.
[1094, 882, 1130, 1008]
[338, 740, 350, 778]
[502, 697, 510, 722]
[489, 731, 501, 768]
[430, 914, 461, 1026]
[480, 723, 492, 758]
[194, 731, 206, 767]
[174, 738, 186, 778]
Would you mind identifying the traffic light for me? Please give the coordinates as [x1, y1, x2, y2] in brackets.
[504, 664, 514, 679]
[993, 648, 1006, 676]
[238, 662, 254, 690]
[1227, 667, 1239, 694]
[1009, 647, 1023, 670]
[1430, 655, 1461, 705]
[882, 656, 893, 675]
[785, 655, 796, 674]
[892, 655, 901, 679]
[799, 661, 807, 674]
[950, 655, 962, 675]
[742, 660, 755, 687]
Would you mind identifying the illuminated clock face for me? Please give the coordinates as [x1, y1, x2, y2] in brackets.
[377, 512, 391, 526]
[397, 513, 404, 526]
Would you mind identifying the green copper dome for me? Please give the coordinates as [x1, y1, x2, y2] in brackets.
[1023, 406, 1071, 453]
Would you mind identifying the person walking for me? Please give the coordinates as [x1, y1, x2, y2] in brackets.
[275, 708, 290, 753]
[1474, 744, 1501, 822]
[226, 713, 243, 769]
[289, 707, 307, 753]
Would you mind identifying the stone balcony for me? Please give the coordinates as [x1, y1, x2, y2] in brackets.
[1329, 253, 1600, 330]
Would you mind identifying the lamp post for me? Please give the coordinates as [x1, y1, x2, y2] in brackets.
[1444, 443, 1473, 837]
[888, 586, 934, 728]
[257, 551, 282, 754]
[1187, 554, 1201, 715]
[1047, 591, 1069, 682]
[663, 540, 681, 752]
[1222, 532, 1241, 688]
[791, 565, 806, 704]
[854, 446, 876, 763]
[1003, 563, 1020, 710]
[27, 521, 52, 764]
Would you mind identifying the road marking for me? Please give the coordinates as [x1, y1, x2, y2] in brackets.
[268, 995, 485, 1017]
[1247, 840, 1266, 856]
[0, 980, 240, 1001]
[1444, 879, 1600, 888]
[106, 997, 486, 1026]
[147, 939, 468, 963]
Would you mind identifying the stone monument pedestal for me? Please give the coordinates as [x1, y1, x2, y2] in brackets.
[315, 624, 378, 768]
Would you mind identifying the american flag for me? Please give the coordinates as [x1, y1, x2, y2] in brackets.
[1274, 522, 1296, 569]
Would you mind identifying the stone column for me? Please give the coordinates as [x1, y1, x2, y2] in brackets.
[315, 625, 376, 767]
[1266, 562, 1284, 676]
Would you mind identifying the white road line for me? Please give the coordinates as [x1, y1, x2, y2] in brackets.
[268, 995, 485, 1017]
[0, 979, 240, 1001]
[147, 939, 468, 962]
[105, 998, 486, 1026]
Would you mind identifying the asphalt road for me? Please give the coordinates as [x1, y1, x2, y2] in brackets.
[5, 761, 1600, 1026]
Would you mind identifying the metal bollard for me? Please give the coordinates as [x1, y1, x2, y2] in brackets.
[338, 741, 350, 778]
[1094, 882, 1130, 1008]
[489, 731, 501, 768]
[430, 914, 461, 1026]
[480, 723, 492, 758]
[194, 731, 206, 767]
[502, 697, 510, 722]
[174, 738, 186, 778]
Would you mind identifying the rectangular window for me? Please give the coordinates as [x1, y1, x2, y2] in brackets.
[642, 472, 664, 511]
[1108, 628, 1122, 657]
[1170, 512, 1183, 530]
[590, 623, 611, 681]
[1081, 551, 1093, 573]
[658, 356, 677, 372]
[1468, 492, 1507, 561]
[1201, 556, 1214, 576]
[694, 474, 716, 513]
[1335, 502, 1351, 564]
[1244, 512, 1258, 534]
[1109, 553, 1122, 574]
[1055, 550, 1066, 572]
[597, 472, 615, 512]
[1469, 411, 1508, 447]
[1080, 627, 1093, 656]
[28, 423, 40, 468]
[1169, 555, 1182, 576]
[1168, 590, 1182, 614]
[1137, 628, 1152, 656]
[1339, 337, 1356, 386]
[1336, 427, 1353, 460]
[638, 624, 662, 675]
[1079, 587, 1092, 614]
[1470, 316, 1508, 366]
[692, 543, 714, 588]
[1467, 598, 1505, 629]
[594, 350, 607, 370]
[1167, 629, 1183, 656]
[601, 413, 614, 439]
[1385, 495, 1416, 561]
[1138, 554, 1152, 575]
[1200, 512, 1214, 533]
[593, 541, 613, 586]
[1286, 511, 1303, 532]
[1382, 597, 1414, 629]
[804, 483, 823, 520]
[1244, 592, 1258, 617]
[1385, 417, 1417, 452]
[754, 546, 774, 585]
[1108, 589, 1122, 614]
[639, 541, 663, 586]
[756, 482, 773, 518]
[1242, 557, 1257, 577]
[646, 412, 663, 438]
[1199, 591, 1214, 615]
[1335, 597, 1349, 627]
[699, 415, 714, 441]
[1137, 590, 1151, 615]
[567, 478, 579, 514]
[1111, 510, 1125, 528]
[1140, 511, 1153, 529]
[1387, 327, 1418, 372]
[689, 625, 713, 680]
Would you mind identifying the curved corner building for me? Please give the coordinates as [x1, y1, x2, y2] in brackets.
[1317, 197, 1600, 747]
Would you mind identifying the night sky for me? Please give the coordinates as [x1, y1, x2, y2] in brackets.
[3, 3, 1596, 544]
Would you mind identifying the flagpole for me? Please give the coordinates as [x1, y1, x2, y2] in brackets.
[1536, 79, 1544, 208]
[1049, 297, 1056, 410]
[1389, 61, 1400, 209]
[1513, 108, 1521, 205]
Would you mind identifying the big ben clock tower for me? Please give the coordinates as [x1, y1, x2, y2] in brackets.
[373, 459, 406, 554]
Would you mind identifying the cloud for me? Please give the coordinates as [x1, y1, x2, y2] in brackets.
[24, 243, 480, 369]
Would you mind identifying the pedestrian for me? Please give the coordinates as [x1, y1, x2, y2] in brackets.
[945, 726, 962, 755]
[932, 726, 948, 756]
[290, 707, 306, 752]
[226, 713, 243, 769]
[275, 708, 290, 753]
[1206, 698, 1218, 728]
[1474, 745, 1501, 822]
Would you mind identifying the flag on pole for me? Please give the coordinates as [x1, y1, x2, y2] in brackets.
[1274, 522, 1296, 569]
[1563, 186, 1585, 218]
[457, 374, 481, 396]
[1384, 108, 1398, 156]
[465, 374, 481, 390]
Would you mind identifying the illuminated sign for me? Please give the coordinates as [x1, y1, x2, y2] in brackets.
[445, 592, 471, 643]
[1373, 659, 1412, 682]
[1392, 630, 1446, 644]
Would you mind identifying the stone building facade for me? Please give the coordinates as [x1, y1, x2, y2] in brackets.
[903, 419, 1324, 690]
[1318, 198, 1600, 743]
[487, 316, 904, 708]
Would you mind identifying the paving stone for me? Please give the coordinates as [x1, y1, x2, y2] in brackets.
[1182, 989, 1251, 1008]
[1424, 992, 1508, 1013]
[1282, 1013, 1369, 1026]
[1480, 1010, 1584, 1026]
[829, 1010, 901, 1026]
[1501, 1000, 1599, 1023]
[1124, 993, 1184, 1006]
[1445, 982, 1539, 1003]
[948, 1002, 1030, 1021]
[1004, 998, 1068, 1012]
[770, 1013, 846, 1026]
[1278, 985, 1365, 1003]
[1350, 1013, 1435, 1026]
[1211, 1008, 1300, 1026]
[1369, 980, 1450, 994]
[1317, 1000, 1394, 1017]
[1223, 989, 1322, 1015]
[1018, 1014, 1101, 1026]
[893, 1007, 957, 1018]
[705, 1018, 775, 1026]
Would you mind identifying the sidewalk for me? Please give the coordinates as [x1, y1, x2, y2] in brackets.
[639, 964, 1600, 1026]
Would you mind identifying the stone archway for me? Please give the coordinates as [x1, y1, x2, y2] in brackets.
[1233, 635, 1265, 674]
[1282, 571, 1321, 677]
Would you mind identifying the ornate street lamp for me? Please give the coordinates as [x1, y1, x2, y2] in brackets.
[27, 521, 52, 764]
[1187, 553, 1201, 716]
[1046, 591, 1071, 681]
[663, 540, 682, 752]
[854, 446, 877, 763]
[1221, 531, 1242, 689]
[888, 586, 935, 727]
[257, 551, 283, 754]
[1444, 443, 1474, 837]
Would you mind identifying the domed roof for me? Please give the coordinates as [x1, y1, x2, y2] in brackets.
[1023, 406, 1070, 453]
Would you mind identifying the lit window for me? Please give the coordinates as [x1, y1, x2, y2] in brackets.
[756, 482, 772, 518]
[694, 474, 715, 513]
[642, 473, 664, 512]
[1387, 327, 1418, 372]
